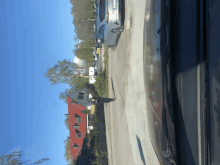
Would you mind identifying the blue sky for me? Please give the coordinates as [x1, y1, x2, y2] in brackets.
[0, 0, 77, 164]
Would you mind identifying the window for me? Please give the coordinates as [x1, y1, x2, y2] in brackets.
[72, 123, 80, 129]
[75, 114, 81, 123]
[77, 95, 84, 99]
[78, 92, 85, 96]
[75, 118, 81, 123]
[99, 0, 106, 22]
[72, 143, 79, 148]
[76, 129, 82, 138]
[76, 133, 82, 138]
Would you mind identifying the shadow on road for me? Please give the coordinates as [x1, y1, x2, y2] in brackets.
[136, 135, 146, 165]
[111, 77, 116, 99]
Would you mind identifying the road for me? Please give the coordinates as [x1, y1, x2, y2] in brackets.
[104, 0, 160, 164]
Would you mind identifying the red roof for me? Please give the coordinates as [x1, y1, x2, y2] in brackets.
[67, 97, 87, 160]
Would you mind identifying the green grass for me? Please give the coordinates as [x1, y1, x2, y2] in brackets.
[94, 69, 108, 97]
[104, 45, 109, 70]
[104, 46, 109, 97]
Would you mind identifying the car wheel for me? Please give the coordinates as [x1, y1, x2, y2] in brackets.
[111, 29, 119, 33]
[111, 26, 124, 33]
[119, 26, 124, 32]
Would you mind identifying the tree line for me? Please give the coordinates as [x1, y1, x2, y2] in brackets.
[44, 0, 100, 164]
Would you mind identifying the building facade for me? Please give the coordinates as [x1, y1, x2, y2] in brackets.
[67, 97, 87, 161]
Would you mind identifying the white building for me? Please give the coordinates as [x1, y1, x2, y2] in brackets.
[89, 67, 95, 77]
[89, 67, 96, 84]
[73, 56, 84, 67]
[87, 105, 92, 110]
[73, 56, 86, 76]
[89, 93, 93, 99]
[89, 77, 96, 84]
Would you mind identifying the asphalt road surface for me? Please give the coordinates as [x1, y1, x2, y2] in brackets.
[104, 0, 160, 164]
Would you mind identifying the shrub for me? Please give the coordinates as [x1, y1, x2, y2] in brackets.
[81, 110, 91, 115]
[94, 69, 108, 97]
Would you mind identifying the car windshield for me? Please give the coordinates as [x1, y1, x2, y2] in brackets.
[99, 0, 106, 22]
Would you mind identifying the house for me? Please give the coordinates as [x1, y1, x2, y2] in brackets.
[67, 88, 92, 107]
[67, 97, 87, 161]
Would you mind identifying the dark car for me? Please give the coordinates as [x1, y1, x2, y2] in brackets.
[143, 0, 220, 165]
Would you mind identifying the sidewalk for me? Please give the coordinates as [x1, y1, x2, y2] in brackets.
[103, 48, 114, 165]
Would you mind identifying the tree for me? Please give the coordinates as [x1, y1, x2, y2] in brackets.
[44, 59, 84, 85]
[81, 109, 91, 115]
[70, 0, 96, 42]
[94, 69, 108, 97]
[70, 73, 89, 92]
[65, 116, 69, 130]
[59, 92, 69, 104]
[64, 137, 71, 163]
[87, 84, 99, 98]
[0, 151, 50, 165]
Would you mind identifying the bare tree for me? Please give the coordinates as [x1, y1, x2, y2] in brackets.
[0, 151, 50, 165]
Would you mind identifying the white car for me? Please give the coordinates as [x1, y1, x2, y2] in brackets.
[96, 0, 124, 47]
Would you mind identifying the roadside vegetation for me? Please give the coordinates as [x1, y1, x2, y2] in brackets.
[103, 45, 109, 97]
[93, 45, 109, 98]
[81, 109, 91, 115]
[87, 105, 108, 165]
[94, 69, 108, 98]
[104, 45, 109, 70]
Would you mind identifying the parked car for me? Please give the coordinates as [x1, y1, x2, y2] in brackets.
[144, 0, 220, 165]
[94, 0, 105, 46]
[96, 47, 101, 55]
[94, 31, 103, 47]
[96, 0, 124, 47]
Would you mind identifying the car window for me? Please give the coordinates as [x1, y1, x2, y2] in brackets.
[99, 0, 106, 22]
[98, 25, 105, 38]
